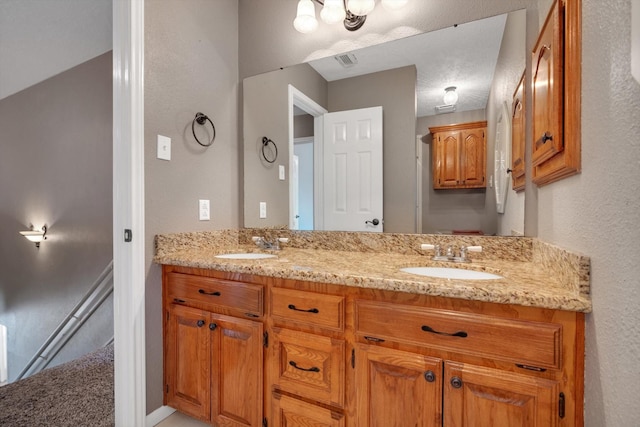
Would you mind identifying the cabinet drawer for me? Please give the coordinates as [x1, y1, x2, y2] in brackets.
[355, 300, 561, 370]
[272, 392, 345, 427]
[271, 328, 345, 407]
[166, 272, 263, 316]
[271, 288, 344, 332]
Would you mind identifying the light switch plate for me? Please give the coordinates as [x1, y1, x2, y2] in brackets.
[199, 199, 210, 221]
[279, 165, 285, 180]
[259, 202, 267, 219]
[157, 135, 171, 161]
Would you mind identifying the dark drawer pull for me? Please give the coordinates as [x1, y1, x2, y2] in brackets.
[199, 289, 221, 296]
[173, 298, 186, 303]
[421, 325, 468, 338]
[287, 304, 319, 313]
[289, 361, 320, 372]
[364, 336, 385, 343]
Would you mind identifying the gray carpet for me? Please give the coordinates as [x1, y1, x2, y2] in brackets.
[0, 344, 114, 427]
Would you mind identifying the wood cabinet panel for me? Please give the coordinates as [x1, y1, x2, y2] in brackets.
[271, 287, 345, 332]
[211, 313, 263, 427]
[356, 344, 443, 427]
[444, 362, 559, 427]
[355, 300, 562, 369]
[271, 392, 346, 427]
[164, 304, 211, 422]
[270, 327, 345, 407]
[167, 272, 263, 316]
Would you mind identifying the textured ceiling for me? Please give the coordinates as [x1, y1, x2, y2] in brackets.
[0, 0, 112, 100]
[308, 13, 507, 117]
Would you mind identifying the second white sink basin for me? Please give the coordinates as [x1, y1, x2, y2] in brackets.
[400, 266, 503, 280]
[215, 253, 277, 260]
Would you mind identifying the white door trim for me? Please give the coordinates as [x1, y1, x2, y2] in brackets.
[287, 85, 327, 230]
[113, 1, 146, 426]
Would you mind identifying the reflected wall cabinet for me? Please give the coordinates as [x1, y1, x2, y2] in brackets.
[430, 121, 487, 190]
[511, 72, 526, 192]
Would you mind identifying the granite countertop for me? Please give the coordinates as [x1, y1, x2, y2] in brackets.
[155, 231, 592, 313]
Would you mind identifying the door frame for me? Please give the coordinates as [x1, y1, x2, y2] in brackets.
[113, 0, 146, 426]
[287, 85, 327, 230]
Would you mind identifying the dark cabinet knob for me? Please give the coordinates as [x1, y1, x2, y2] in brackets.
[209, 322, 217, 331]
[196, 320, 205, 327]
[424, 370, 436, 383]
[450, 376, 463, 389]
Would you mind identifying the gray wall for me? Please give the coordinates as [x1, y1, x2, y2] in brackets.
[243, 63, 328, 228]
[144, 0, 240, 412]
[328, 66, 417, 233]
[0, 52, 114, 381]
[234, 0, 640, 424]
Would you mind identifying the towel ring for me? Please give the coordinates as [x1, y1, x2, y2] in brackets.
[261, 137, 278, 163]
[192, 112, 216, 147]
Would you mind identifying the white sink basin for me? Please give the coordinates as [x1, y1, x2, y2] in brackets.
[400, 267, 503, 280]
[215, 253, 277, 260]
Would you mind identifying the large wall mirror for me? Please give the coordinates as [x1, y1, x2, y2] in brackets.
[243, 10, 526, 236]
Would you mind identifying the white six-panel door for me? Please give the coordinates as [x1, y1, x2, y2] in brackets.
[322, 106, 383, 232]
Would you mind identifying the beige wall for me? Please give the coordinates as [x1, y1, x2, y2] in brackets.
[243, 63, 328, 228]
[144, 0, 239, 412]
[328, 66, 417, 233]
[0, 52, 113, 381]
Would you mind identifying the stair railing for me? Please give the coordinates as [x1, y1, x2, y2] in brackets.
[16, 260, 114, 380]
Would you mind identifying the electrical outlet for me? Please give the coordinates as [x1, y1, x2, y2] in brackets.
[279, 165, 285, 180]
[157, 135, 171, 161]
[199, 199, 210, 221]
[259, 202, 267, 219]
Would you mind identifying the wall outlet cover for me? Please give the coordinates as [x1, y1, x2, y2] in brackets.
[157, 135, 171, 161]
[199, 199, 210, 221]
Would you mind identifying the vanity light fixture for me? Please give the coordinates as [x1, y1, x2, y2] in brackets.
[443, 86, 459, 106]
[294, 0, 409, 33]
[19, 225, 47, 248]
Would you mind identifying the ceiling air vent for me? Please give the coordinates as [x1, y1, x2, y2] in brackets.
[435, 104, 457, 114]
[334, 53, 358, 68]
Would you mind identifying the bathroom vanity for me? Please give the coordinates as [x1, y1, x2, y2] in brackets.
[156, 230, 590, 427]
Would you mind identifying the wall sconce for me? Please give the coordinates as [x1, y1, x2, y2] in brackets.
[294, 0, 409, 33]
[20, 225, 47, 248]
[443, 86, 459, 106]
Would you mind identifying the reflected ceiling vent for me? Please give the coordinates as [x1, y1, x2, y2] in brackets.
[334, 53, 358, 68]
[435, 104, 457, 114]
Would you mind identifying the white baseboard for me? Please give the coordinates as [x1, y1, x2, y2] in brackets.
[146, 405, 176, 427]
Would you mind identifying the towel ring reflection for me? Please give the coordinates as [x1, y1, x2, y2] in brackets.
[192, 112, 216, 147]
[262, 137, 278, 163]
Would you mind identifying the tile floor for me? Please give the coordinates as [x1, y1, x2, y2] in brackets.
[154, 411, 210, 427]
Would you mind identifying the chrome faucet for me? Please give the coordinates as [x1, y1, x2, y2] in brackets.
[252, 236, 289, 250]
[420, 244, 482, 262]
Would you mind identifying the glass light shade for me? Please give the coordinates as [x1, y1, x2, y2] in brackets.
[443, 87, 459, 105]
[19, 230, 45, 243]
[294, 0, 318, 33]
[321, 0, 346, 24]
[347, 0, 375, 16]
[381, 0, 409, 10]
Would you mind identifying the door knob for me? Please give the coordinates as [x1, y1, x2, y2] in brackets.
[365, 218, 380, 226]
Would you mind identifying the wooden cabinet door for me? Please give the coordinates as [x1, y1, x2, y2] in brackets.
[272, 392, 346, 427]
[511, 73, 526, 192]
[211, 313, 264, 427]
[444, 362, 559, 427]
[532, 0, 565, 179]
[460, 128, 486, 187]
[356, 344, 442, 427]
[164, 304, 211, 422]
[433, 131, 461, 189]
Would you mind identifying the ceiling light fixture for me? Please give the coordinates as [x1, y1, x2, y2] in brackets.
[294, 0, 409, 33]
[20, 225, 48, 248]
[443, 86, 459, 105]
